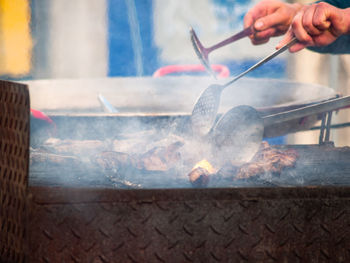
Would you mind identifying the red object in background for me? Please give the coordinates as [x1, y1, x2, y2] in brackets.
[30, 109, 53, 124]
[153, 64, 230, 78]
[30, 109, 56, 136]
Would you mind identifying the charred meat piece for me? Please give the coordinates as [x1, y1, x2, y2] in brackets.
[137, 141, 184, 171]
[92, 140, 184, 182]
[235, 141, 298, 179]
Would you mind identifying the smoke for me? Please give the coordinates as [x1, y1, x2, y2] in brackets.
[28, 77, 338, 189]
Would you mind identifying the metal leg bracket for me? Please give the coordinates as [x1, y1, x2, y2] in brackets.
[318, 111, 333, 145]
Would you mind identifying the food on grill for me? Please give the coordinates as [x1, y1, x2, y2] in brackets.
[30, 134, 186, 182]
[29, 132, 297, 188]
[137, 141, 184, 171]
[91, 141, 184, 174]
[235, 141, 298, 179]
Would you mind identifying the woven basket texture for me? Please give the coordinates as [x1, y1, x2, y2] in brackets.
[0, 80, 30, 263]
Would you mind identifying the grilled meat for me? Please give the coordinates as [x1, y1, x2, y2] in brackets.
[137, 141, 184, 171]
[92, 141, 184, 174]
[236, 141, 298, 179]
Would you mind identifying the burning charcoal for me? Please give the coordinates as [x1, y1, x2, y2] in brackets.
[137, 141, 184, 171]
[188, 159, 216, 187]
[235, 141, 298, 180]
[188, 167, 210, 187]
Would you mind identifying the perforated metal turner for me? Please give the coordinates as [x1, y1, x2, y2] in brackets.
[190, 26, 254, 77]
[191, 38, 298, 137]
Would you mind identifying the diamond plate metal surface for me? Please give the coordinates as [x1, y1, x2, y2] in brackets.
[28, 187, 350, 262]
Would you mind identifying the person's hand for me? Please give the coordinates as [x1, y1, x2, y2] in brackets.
[244, 0, 302, 45]
[277, 2, 350, 52]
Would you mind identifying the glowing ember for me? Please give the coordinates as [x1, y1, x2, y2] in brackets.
[188, 159, 216, 187]
[192, 159, 216, 174]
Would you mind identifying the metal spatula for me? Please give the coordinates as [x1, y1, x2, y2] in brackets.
[190, 26, 254, 77]
[191, 38, 298, 137]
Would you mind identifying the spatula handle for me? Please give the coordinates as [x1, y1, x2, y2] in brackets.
[224, 38, 298, 88]
[207, 26, 254, 52]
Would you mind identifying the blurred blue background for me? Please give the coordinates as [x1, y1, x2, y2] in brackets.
[107, 0, 286, 78]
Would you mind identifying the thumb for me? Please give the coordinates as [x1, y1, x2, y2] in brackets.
[244, 12, 254, 29]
